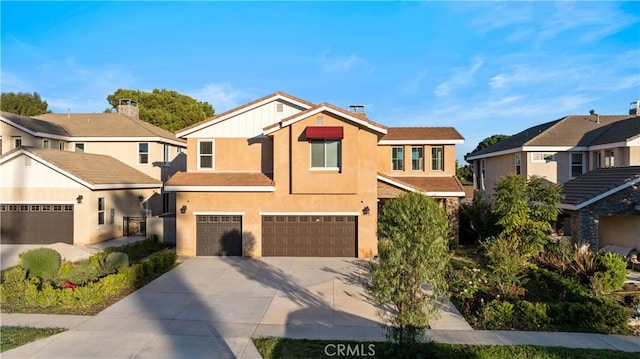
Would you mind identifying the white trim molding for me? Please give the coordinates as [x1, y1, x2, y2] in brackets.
[164, 185, 275, 192]
[259, 211, 360, 216]
[378, 139, 464, 145]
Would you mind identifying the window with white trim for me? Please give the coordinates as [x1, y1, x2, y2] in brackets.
[199, 140, 214, 169]
[570, 153, 584, 178]
[431, 146, 444, 171]
[310, 139, 340, 169]
[75, 143, 85, 153]
[43, 139, 50, 148]
[480, 159, 486, 190]
[59, 142, 66, 150]
[138, 143, 149, 164]
[98, 197, 105, 225]
[604, 150, 615, 167]
[391, 147, 404, 171]
[515, 153, 521, 175]
[531, 153, 555, 162]
[13, 137, 22, 149]
[411, 147, 424, 171]
[593, 152, 602, 169]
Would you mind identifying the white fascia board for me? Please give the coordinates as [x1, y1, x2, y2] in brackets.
[378, 139, 464, 145]
[425, 191, 466, 197]
[377, 175, 419, 193]
[176, 94, 313, 138]
[569, 177, 640, 210]
[588, 142, 628, 151]
[264, 106, 387, 136]
[62, 137, 186, 147]
[465, 147, 521, 161]
[522, 146, 588, 152]
[193, 211, 245, 215]
[259, 211, 361, 216]
[93, 183, 162, 190]
[0, 201, 76, 205]
[557, 203, 577, 210]
[163, 185, 275, 192]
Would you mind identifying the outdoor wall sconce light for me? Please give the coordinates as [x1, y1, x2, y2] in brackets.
[76, 195, 83, 204]
[362, 206, 370, 215]
[180, 205, 187, 214]
[138, 195, 144, 202]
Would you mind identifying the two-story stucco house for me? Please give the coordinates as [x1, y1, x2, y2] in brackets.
[0, 103, 187, 245]
[465, 102, 640, 251]
[165, 92, 465, 258]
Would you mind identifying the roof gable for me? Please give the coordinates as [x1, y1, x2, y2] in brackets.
[559, 166, 640, 210]
[176, 91, 315, 138]
[263, 103, 387, 136]
[0, 147, 161, 190]
[379, 127, 464, 144]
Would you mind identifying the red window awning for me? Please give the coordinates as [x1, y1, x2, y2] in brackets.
[305, 126, 344, 139]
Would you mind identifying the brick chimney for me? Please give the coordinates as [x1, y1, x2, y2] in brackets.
[118, 99, 139, 119]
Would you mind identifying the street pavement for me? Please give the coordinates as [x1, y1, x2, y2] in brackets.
[1, 257, 639, 358]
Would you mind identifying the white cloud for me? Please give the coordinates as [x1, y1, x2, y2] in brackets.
[187, 83, 255, 113]
[319, 51, 363, 73]
[434, 58, 483, 97]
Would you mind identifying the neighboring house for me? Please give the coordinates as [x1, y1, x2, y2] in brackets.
[558, 166, 640, 251]
[0, 147, 161, 245]
[165, 91, 465, 258]
[0, 104, 187, 216]
[465, 107, 640, 197]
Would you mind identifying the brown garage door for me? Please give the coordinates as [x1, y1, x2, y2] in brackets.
[262, 215, 357, 257]
[196, 215, 242, 256]
[0, 204, 74, 244]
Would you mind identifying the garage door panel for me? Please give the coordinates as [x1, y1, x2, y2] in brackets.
[262, 215, 356, 257]
[196, 215, 242, 256]
[0, 204, 73, 244]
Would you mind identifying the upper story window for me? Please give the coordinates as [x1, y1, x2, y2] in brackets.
[411, 147, 424, 171]
[431, 146, 444, 171]
[310, 139, 340, 169]
[13, 136, 22, 149]
[515, 153, 521, 175]
[570, 153, 584, 178]
[59, 142, 66, 150]
[75, 143, 85, 153]
[43, 139, 50, 149]
[199, 140, 214, 169]
[593, 152, 602, 169]
[138, 143, 149, 164]
[480, 159, 486, 190]
[391, 147, 404, 171]
[604, 150, 615, 167]
[98, 197, 105, 226]
[531, 152, 555, 162]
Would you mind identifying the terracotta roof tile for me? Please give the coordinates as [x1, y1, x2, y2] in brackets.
[165, 172, 274, 186]
[561, 166, 640, 206]
[378, 173, 465, 194]
[382, 127, 464, 141]
[14, 147, 161, 186]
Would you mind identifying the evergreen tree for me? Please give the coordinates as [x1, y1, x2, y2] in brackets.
[1, 92, 51, 116]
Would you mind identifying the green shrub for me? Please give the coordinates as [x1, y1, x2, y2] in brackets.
[590, 252, 627, 294]
[482, 236, 526, 298]
[548, 296, 629, 334]
[480, 300, 517, 329]
[515, 300, 550, 330]
[104, 252, 129, 273]
[19, 248, 61, 280]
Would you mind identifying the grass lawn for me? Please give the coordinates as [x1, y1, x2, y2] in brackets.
[1, 326, 66, 352]
[252, 337, 638, 359]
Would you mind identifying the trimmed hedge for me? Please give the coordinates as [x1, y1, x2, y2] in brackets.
[1, 250, 177, 314]
[19, 248, 61, 280]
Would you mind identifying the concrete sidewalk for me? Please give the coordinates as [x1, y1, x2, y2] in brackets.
[1, 257, 639, 358]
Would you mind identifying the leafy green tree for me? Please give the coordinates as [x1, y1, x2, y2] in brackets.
[459, 192, 501, 244]
[456, 160, 473, 185]
[106, 89, 215, 131]
[369, 192, 450, 346]
[466, 134, 509, 158]
[492, 175, 562, 256]
[1, 92, 51, 115]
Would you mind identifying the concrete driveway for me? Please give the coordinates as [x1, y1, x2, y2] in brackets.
[3, 257, 386, 358]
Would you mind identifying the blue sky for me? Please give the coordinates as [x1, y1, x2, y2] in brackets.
[2, 1, 639, 163]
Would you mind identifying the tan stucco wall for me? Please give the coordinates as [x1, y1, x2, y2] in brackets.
[1, 187, 158, 245]
[213, 137, 273, 173]
[0, 122, 38, 154]
[377, 144, 457, 177]
[629, 146, 640, 166]
[175, 113, 380, 258]
[477, 154, 517, 196]
[526, 152, 558, 183]
[598, 215, 640, 250]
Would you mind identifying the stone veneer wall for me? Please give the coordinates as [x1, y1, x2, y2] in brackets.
[569, 183, 640, 249]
